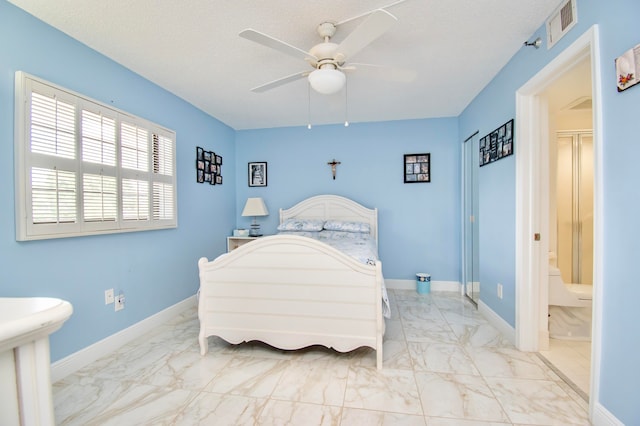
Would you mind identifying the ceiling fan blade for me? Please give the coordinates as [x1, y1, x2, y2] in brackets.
[346, 63, 417, 82]
[335, 9, 397, 62]
[239, 29, 317, 62]
[250, 71, 309, 93]
[336, 0, 412, 26]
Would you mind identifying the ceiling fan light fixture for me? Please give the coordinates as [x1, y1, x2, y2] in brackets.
[308, 68, 345, 95]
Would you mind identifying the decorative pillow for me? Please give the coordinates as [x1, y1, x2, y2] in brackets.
[323, 220, 370, 234]
[277, 218, 325, 232]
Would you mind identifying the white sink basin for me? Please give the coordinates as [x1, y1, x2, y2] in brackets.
[0, 297, 73, 353]
[0, 297, 73, 425]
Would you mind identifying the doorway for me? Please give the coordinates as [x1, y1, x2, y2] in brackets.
[514, 25, 603, 416]
[541, 57, 594, 398]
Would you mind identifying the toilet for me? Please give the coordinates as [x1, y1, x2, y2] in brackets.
[548, 264, 593, 340]
[548, 265, 592, 307]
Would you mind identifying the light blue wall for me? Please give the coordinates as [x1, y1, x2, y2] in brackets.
[235, 119, 461, 281]
[459, 0, 640, 423]
[459, 77, 519, 324]
[0, 1, 236, 362]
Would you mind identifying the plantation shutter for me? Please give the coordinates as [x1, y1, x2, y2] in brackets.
[121, 122, 149, 172]
[152, 133, 175, 221]
[15, 72, 177, 241]
[81, 107, 118, 225]
[28, 89, 79, 234]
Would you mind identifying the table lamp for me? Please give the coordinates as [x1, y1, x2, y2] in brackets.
[241, 197, 269, 236]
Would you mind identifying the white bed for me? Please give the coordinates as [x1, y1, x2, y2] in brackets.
[197, 194, 387, 369]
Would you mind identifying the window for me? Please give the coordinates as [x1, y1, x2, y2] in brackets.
[14, 72, 177, 240]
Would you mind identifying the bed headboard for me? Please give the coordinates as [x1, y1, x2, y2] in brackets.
[279, 195, 378, 246]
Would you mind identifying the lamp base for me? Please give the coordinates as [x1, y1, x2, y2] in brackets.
[249, 223, 262, 237]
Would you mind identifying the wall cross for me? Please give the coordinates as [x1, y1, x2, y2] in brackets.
[327, 159, 341, 180]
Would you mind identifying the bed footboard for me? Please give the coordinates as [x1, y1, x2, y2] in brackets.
[198, 234, 384, 369]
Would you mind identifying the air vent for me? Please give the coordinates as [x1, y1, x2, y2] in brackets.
[546, 0, 577, 49]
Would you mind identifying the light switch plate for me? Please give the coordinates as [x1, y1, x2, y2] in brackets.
[105, 289, 114, 305]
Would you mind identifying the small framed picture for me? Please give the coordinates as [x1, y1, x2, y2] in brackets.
[404, 153, 430, 183]
[215, 155, 223, 165]
[196, 146, 205, 182]
[248, 162, 267, 187]
[216, 175, 223, 185]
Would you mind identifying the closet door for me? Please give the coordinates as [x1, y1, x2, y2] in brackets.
[463, 134, 480, 304]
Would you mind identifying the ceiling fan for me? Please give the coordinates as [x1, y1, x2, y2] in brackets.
[239, 1, 416, 95]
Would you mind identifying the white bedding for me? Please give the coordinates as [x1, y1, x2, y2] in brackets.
[278, 229, 391, 318]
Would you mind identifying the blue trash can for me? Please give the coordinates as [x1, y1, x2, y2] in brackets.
[416, 273, 431, 294]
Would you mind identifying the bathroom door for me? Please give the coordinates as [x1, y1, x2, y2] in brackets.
[463, 133, 480, 304]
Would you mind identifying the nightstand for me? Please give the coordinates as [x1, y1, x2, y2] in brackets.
[226, 236, 259, 252]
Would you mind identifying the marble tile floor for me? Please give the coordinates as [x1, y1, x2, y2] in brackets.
[539, 338, 592, 399]
[53, 290, 591, 425]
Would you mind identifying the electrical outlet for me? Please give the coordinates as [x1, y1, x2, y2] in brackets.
[105, 288, 114, 305]
[497, 283, 503, 299]
[115, 292, 125, 311]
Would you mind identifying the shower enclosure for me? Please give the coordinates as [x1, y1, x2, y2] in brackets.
[554, 130, 593, 285]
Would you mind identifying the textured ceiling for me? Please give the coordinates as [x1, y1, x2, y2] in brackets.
[9, 0, 563, 130]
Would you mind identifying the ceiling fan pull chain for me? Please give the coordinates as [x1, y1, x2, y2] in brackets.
[344, 78, 349, 127]
[307, 82, 312, 130]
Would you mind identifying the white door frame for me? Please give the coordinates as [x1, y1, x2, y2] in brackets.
[515, 25, 604, 416]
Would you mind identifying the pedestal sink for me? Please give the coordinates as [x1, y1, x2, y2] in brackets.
[0, 297, 73, 426]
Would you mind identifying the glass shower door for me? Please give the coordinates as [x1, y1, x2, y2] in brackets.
[556, 131, 593, 284]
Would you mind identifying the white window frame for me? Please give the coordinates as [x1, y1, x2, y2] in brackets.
[14, 72, 177, 241]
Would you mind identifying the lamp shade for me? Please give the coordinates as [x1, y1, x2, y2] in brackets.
[241, 197, 269, 217]
[308, 68, 346, 95]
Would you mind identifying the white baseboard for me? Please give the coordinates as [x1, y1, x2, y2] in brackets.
[478, 300, 516, 346]
[51, 295, 196, 383]
[385, 279, 461, 292]
[592, 402, 624, 426]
